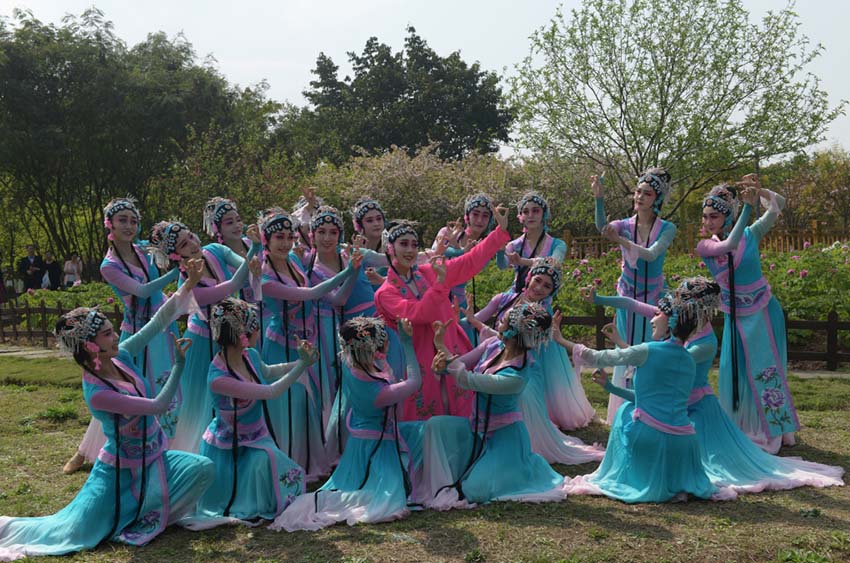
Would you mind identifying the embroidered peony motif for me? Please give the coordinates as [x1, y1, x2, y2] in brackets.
[281, 467, 304, 487]
[761, 387, 785, 409]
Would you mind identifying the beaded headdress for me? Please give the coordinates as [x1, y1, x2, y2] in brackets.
[384, 220, 419, 247]
[636, 167, 672, 213]
[310, 205, 344, 243]
[352, 198, 387, 232]
[56, 307, 108, 355]
[702, 184, 740, 232]
[339, 316, 389, 369]
[503, 302, 552, 351]
[210, 297, 260, 345]
[148, 220, 190, 269]
[657, 276, 721, 337]
[202, 197, 238, 239]
[258, 207, 298, 247]
[517, 192, 550, 230]
[527, 256, 563, 296]
[464, 193, 495, 231]
[103, 197, 141, 241]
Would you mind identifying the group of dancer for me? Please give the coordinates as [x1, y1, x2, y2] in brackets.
[0, 171, 845, 560]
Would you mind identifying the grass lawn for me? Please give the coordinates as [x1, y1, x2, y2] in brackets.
[1, 356, 850, 563]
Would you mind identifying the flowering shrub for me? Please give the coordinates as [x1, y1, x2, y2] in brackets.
[475, 241, 850, 346]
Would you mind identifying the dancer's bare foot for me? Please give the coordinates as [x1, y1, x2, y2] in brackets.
[63, 452, 85, 474]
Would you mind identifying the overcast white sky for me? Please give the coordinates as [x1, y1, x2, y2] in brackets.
[2, 0, 848, 154]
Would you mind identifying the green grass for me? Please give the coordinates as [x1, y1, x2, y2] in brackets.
[1, 357, 849, 562]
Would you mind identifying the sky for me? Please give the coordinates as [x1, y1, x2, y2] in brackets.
[2, 0, 849, 154]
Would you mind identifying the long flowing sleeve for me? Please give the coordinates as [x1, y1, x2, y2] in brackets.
[603, 380, 635, 402]
[595, 198, 607, 232]
[100, 264, 179, 299]
[573, 342, 649, 369]
[361, 249, 389, 269]
[191, 242, 260, 306]
[444, 226, 511, 287]
[323, 264, 360, 307]
[686, 339, 716, 365]
[377, 281, 450, 324]
[210, 359, 309, 400]
[696, 204, 753, 257]
[473, 294, 503, 325]
[89, 358, 185, 415]
[374, 337, 421, 408]
[263, 264, 354, 301]
[750, 190, 786, 241]
[447, 361, 525, 395]
[551, 238, 567, 262]
[594, 294, 657, 319]
[120, 282, 196, 357]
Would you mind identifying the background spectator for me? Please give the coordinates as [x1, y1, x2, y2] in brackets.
[17, 244, 44, 290]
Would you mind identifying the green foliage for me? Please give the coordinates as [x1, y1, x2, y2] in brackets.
[280, 26, 513, 166]
[511, 0, 846, 217]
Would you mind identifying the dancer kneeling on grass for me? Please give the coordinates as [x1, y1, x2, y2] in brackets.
[422, 302, 567, 510]
[466, 257, 602, 464]
[588, 277, 844, 494]
[272, 316, 424, 530]
[0, 261, 213, 561]
[555, 281, 734, 504]
[181, 298, 317, 528]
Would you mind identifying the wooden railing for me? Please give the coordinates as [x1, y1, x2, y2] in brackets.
[2, 301, 847, 370]
[0, 300, 123, 349]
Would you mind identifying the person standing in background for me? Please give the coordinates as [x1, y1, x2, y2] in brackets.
[17, 244, 44, 290]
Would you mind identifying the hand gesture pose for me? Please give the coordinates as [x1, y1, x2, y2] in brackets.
[590, 173, 605, 199]
[591, 368, 610, 388]
[172, 334, 193, 362]
[296, 339, 319, 365]
[493, 205, 509, 231]
[432, 318, 454, 355]
[181, 258, 204, 289]
[429, 255, 447, 284]
[245, 224, 261, 244]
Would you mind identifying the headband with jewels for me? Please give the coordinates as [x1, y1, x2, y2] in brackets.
[310, 206, 345, 241]
[528, 256, 563, 295]
[203, 197, 238, 238]
[516, 192, 551, 228]
[385, 221, 419, 245]
[352, 198, 387, 229]
[339, 316, 389, 368]
[103, 197, 140, 222]
[56, 307, 108, 354]
[210, 297, 259, 343]
[657, 276, 720, 337]
[702, 184, 740, 222]
[464, 193, 495, 230]
[636, 167, 672, 212]
[148, 220, 189, 269]
[258, 207, 298, 245]
[503, 302, 552, 350]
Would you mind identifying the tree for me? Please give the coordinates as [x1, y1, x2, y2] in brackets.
[278, 27, 514, 166]
[510, 0, 846, 217]
[0, 8, 238, 263]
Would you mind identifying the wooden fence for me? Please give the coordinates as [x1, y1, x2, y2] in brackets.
[2, 301, 848, 370]
[0, 300, 123, 349]
[564, 227, 847, 259]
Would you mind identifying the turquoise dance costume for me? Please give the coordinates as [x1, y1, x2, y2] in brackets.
[261, 255, 356, 480]
[273, 331, 423, 530]
[566, 339, 731, 503]
[0, 290, 213, 560]
[422, 336, 567, 509]
[595, 198, 677, 425]
[101, 244, 180, 436]
[169, 242, 258, 453]
[474, 293, 601, 464]
[697, 191, 798, 453]
[184, 348, 307, 527]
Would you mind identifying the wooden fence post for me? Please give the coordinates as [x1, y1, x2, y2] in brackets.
[39, 300, 47, 348]
[25, 301, 33, 345]
[827, 310, 838, 371]
[595, 305, 606, 350]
